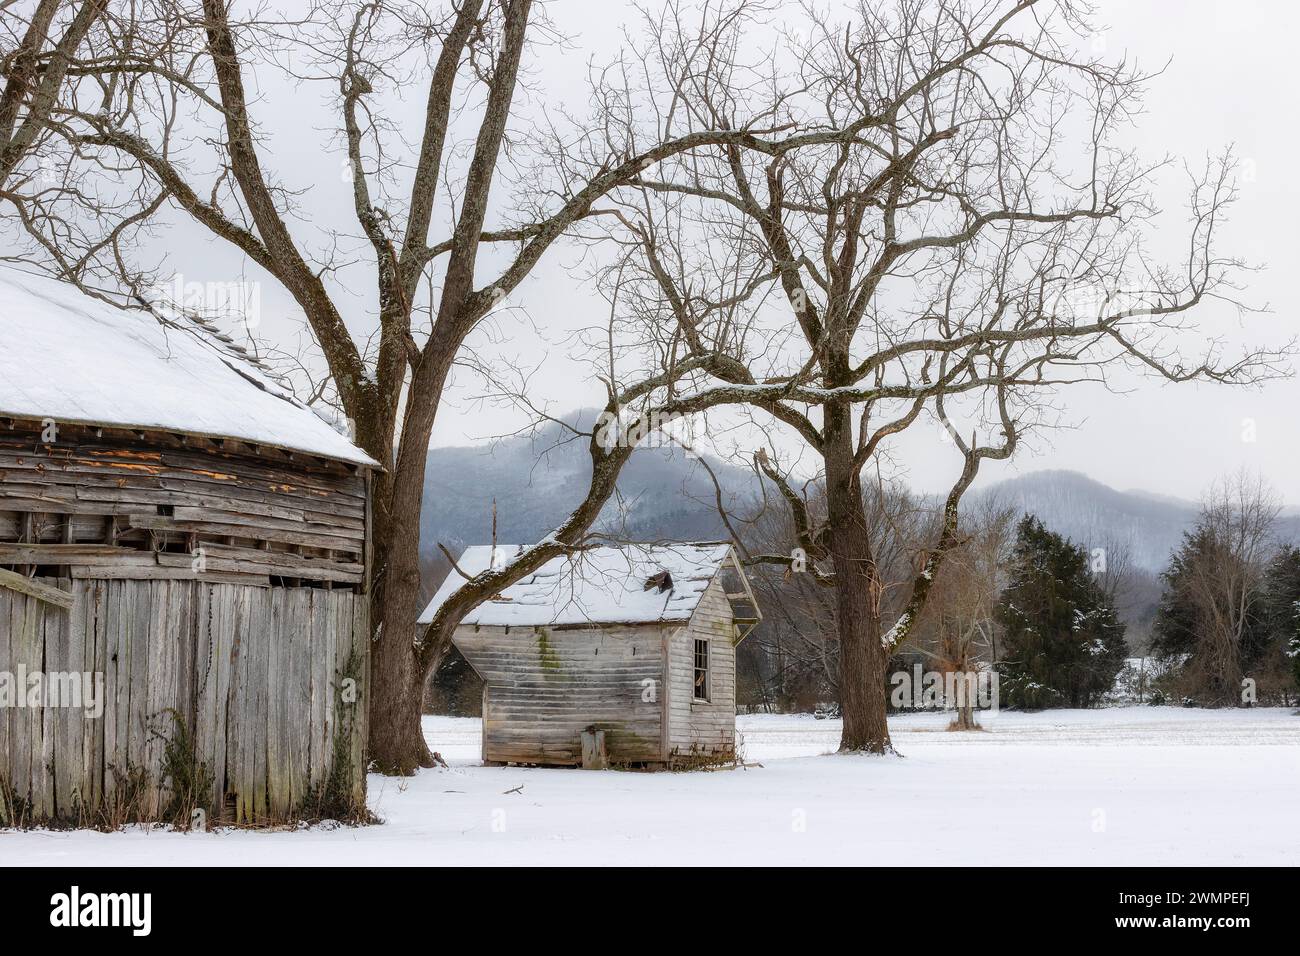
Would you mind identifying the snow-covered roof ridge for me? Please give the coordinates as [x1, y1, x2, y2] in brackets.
[418, 541, 736, 628]
[0, 266, 376, 466]
[169, 303, 290, 388]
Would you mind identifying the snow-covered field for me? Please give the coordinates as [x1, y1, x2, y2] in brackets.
[6, 707, 1297, 866]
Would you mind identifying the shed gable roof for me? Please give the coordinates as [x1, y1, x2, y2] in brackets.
[419, 542, 736, 628]
[0, 267, 376, 466]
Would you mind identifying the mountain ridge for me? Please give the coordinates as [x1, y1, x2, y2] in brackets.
[420, 418, 1291, 573]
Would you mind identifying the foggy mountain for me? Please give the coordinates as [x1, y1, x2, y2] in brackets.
[420, 414, 757, 561]
[972, 470, 1300, 571]
[420, 415, 1297, 576]
[421, 429, 1185, 566]
[968, 470, 1200, 571]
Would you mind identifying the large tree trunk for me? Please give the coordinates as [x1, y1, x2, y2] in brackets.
[824, 406, 894, 754]
[365, 482, 436, 774]
[367, 634, 432, 773]
[362, 336, 461, 774]
[835, 573, 892, 752]
[948, 693, 979, 731]
[359, 380, 444, 774]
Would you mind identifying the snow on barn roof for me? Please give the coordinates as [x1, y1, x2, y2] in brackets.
[0, 267, 376, 466]
[418, 542, 736, 628]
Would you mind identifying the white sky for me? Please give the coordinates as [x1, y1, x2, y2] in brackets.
[76, 0, 1300, 504]
[446, 0, 1300, 504]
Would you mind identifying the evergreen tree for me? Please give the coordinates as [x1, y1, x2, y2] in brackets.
[1262, 545, 1300, 693]
[1150, 529, 1206, 662]
[1293, 634, 1300, 693]
[996, 516, 1128, 708]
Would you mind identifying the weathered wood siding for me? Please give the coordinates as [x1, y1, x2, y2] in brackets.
[666, 575, 737, 763]
[0, 578, 367, 825]
[0, 422, 366, 586]
[455, 623, 665, 766]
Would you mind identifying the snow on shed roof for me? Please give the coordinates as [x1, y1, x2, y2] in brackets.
[0, 267, 376, 466]
[418, 542, 736, 628]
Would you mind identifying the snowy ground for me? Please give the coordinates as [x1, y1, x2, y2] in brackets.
[6, 707, 1297, 866]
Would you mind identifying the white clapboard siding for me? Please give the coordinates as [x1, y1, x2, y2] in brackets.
[666, 575, 738, 762]
[453, 569, 744, 769]
[456, 623, 666, 765]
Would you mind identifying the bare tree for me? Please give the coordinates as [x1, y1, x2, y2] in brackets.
[1157, 470, 1281, 704]
[1089, 530, 1135, 609]
[727, 476, 925, 712]
[0, 0, 103, 190]
[913, 497, 1016, 729]
[582, 0, 1289, 752]
[5, 0, 902, 772]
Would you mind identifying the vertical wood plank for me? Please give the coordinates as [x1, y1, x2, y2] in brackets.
[172, 581, 196, 740]
[143, 580, 168, 817]
[20, 595, 47, 814]
[308, 589, 327, 790]
[227, 586, 249, 823]
[320, 590, 338, 791]
[192, 583, 219, 812]
[266, 589, 288, 818]
[33, 598, 53, 818]
[251, 588, 270, 822]
[213, 585, 235, 818]
[344, 591, 366, 805]
[0, 591, 11, 810]
[103, 579, 125, 805]
[8, 594, 33, 809]
[1, 574, 371, 823]
[83, 580, 107, 809]
[53, 585, 80, 817]
[289, 589, 316, 811]
[128, 580, 150, 775]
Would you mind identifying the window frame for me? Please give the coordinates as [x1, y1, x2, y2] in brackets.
[692, 638, 710, 703]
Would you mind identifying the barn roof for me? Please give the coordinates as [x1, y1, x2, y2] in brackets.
[0, 267, 376, 466]
[418, 542, 737, 628]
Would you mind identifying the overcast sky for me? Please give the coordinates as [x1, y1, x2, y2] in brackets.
[455, 0, 1300, 504]
[108, 0, 1300, 505]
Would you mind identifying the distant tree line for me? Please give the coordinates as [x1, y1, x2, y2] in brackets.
[737, 473, 1300, 713]
[733, 487, 1134, 715]
[1150, 473, 1300, 706]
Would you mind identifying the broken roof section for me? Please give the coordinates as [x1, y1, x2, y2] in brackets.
[419, 542, 740, 628]
[0, 267, 376, 466]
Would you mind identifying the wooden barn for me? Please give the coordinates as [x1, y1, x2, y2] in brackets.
[420, 542, 760, 769]
[0, 267, 376, 826]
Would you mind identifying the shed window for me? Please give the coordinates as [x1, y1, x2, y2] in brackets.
[693, 639, 710, 702]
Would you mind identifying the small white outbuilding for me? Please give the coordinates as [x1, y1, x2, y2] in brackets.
[420, 542, 760, 768]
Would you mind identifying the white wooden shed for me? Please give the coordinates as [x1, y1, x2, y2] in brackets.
[420, 542, 760, 768]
